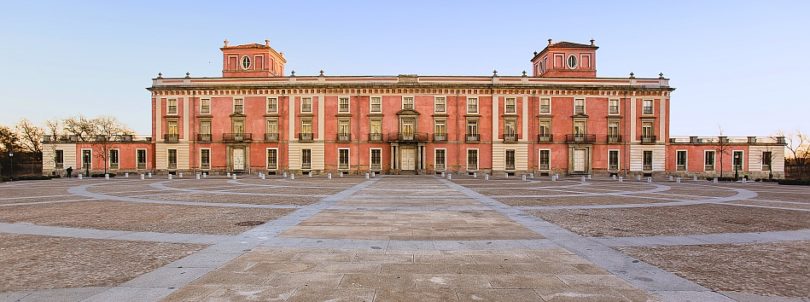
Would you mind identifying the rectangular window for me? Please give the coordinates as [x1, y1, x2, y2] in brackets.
[676, 150, 687, 171]
[642, 122, 654, 137]
[402, 97, 414, 110]
[168, 149, 177, 169]
[467, 97, 478, 114]
[167, 120, 178, 135]
[338, 148, 349, 170]
[434, 119, 446, 135]
[705, 150, 715, 171]
[370, 149, 382, 171]
[608, 150, 619, 171]
[504, 119, 517, 142]
[266, 119, 278, 134]
[200, 121, 211, 135]
[167, 99, 178, 115]
[643, 150, 653, 171]
[232, 120, 244, 134]
[540, 98, 551, 114]
[200, 98, 210, 114]
[302, 149, 312, 170]
[267, 97, 278, 113]
[301, 119, 312, 134]
[201, 149, 210, 170]
[505, 97, 516, 114]
[609, 99, 619, 115]
[55, 150, 64, 169]
[466, 119, 479, 142]
[266, 149, 277, 170]
[137, 149, 147, 169]
[574, 121, 586, 135]
[505, 149, 515, 170]
[301, 97, 312, 113]
[733, 151, 744, 171]
[434, 97, 446, 113]
[643, 100, 654, 115]
[574, 98, 585, 115]
[539, 120, 551, 136]
[608, 121, 620, 142]
[109, 149, 119, 169]
[370, 119, 382, 135]
[435, 149, 446, 171]
[82, 150, 91, 169]
[762, 151, 772, 171]
[539, 150, 550, 171]
[233, 98, 244, 114]
[338, 120, 350, 134]
[467, 149, 478, 171]
[370, 96, 382, 113]
[338, 97, 350, 113]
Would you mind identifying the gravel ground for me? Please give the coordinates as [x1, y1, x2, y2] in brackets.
[0, 200, 294, 235]
[497, 196, 664, 206]
[620, 241, 810, 298]
[533, 204, 810, 237]
[0, 234, 204, 292]
[141, 193, 320, 205]
[751, 192, 810, 203]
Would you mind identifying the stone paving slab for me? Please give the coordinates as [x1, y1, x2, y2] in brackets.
[0, 222, 230, 244]
[594, 229, 810, 247]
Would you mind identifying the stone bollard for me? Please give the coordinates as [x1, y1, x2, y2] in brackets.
[504, 173, 509, 179]
[473, 172, 478, 178]
[529, 173, 534, 179]
[78, 174, 83, 180]
[261, 174, 266, 180]
[327, 173, 332, 180]
[148, 172, 152, 178]
[365, 172, 370, 179]
[308, 171, 313, 178]
[668, 175, 674, 181]
[340, 172, 344, 178]
[485, 174, 490, 181]
[742, 178, 747, 184]
[203, 172, 207, 178]
[551, 175, 557, 182]
[290, 174, 295, 180]
[618, 176, 624, 182]
[196, 173, 201, 180]
[676, 177, 681, 183]
[283, 171, 288, 178]
[179, 172, 183, 178]
[713, 177, 718, 183]
[612, 174, 617, 180]
[447, 173, 452, 180]
[168, 174, 173, 180]
[693, 175, 698, 181]
[441, 172, 446, 177]
[226, 172, 231, 177]
[587, 174, 592, 180]
[125, 172, 129, 178]
[371, 172, 376, 178]
[647, 177, 652, 183]
[232, 174, 237, 180]
[581, 176, 586, 182]
[105, 174, 109, 180]
[140, 174, 145, 180]
[522, 174, 527, 181]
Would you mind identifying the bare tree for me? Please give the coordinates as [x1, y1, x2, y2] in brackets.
[0, 125, 20, 153]
[62, 115, 97, 142]
[716, 126, 731, 178]
[15, 119, 44, 160]
[45, 119, 63, 139]
[780, 130, 809, 179]
[90, 116, 133, 174]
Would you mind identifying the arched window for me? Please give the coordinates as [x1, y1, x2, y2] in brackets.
[241, 56, 251, 70]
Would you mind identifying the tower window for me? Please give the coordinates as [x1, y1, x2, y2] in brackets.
[241, 56, 251, 70]
[566, 55, 578, 69]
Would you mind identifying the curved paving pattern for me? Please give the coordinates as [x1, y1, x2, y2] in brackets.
[0, 175, 808, 301]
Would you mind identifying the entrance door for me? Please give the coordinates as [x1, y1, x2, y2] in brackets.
[401, 148, 416, 170]
[573, 149, 586, 173]
[232, 148, 245, 171]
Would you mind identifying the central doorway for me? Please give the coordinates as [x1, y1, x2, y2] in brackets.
[573, 149, 586, 173]
[401, 147, 416, 171]
[232, 148, 245, 171]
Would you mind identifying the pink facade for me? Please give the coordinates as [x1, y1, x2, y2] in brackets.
[42, 39, 786, 179]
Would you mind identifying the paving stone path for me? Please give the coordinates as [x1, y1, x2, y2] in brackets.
[1, 175, 809, 301]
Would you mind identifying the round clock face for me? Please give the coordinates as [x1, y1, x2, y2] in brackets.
[241, 56, 251, 70]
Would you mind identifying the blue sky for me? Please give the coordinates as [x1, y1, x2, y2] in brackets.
[1, 1, 808, 136]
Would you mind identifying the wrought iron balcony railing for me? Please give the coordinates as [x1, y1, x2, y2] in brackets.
[537, 134, 553, 143]
[336, 133, 351, 142]
[433, 133, 447, 142]
[465, 134, 480, 143]
[387, 132, 428, 143]
[368, 133, 383, 142]
[607, 135, 622, 144]
[565, 134, 596, 144]
[264, 133, 279, 142]
[641, 135, 657, 144]
[164, 134, 179, 143]
[197, 134, 212, 142]
[502, 133, 518, 143]
[223, 133, 252, 143]
[298, 133, 314, 142]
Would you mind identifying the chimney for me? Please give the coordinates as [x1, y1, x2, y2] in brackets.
[265, 39, 270, 47]
[590, 39, 595, 46]
[223, 39, 229, 47]
[547, 39, 552, 46]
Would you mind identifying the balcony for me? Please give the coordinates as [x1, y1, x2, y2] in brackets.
[336, 133, 351, 143]
[465, 134, 480, 143]
[433, 133, 447, 142]
[371, 163, 382, 171]
[609, 164, 619, 171]
[368, 133, 383, 142]
[502, 133, 518, 143]
[164, 134, 179, 143]
[197, 134, 212, 142]
[339, 162, 349, 170]
[607, 135, 622, 144]
[435, 163, 445, 171]
[223, 133, 252, 143]
[301, 162, 312, 170]
[387, 132, 428, 143]
[267, 161, 278, 170]
[643, 164, 653, 171]
[137, 162, 146, 170]
[298, 133, 314, 142]
[565, 134, 596, 144]
[537, 134, 553, 143]
[641, 135, 657, 144]
[539, 163, 550, 171]
[264, 133, 279, 142]
[677, 164, 686, 171]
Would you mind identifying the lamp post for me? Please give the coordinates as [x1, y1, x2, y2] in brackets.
[734, 152, 740, 181]
[8, 151, 13, 181]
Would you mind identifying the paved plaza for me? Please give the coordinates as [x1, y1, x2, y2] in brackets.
[0, 174, 809, 302]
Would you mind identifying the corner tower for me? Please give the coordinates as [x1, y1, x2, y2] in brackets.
[221, 39, 287, 78]
[531, 39, 598, 78]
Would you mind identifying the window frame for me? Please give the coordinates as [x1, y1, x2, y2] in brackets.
[266, 148, 278, 170]
[338, 148, 350, 171]
[434, 148, 447, 171]
[167, 99, 178, 115]
[434, 96, 446, 113]
[608, 99, 620, 115]
[266, 97, 278, 114]
[538, 149, 551, 171]
[467, 97, 479, 114]
[539, 98, 551, 114]
[608, 149, 620, 171]
[574, 98, 585, 115]
[704, 150, 716, 171]
[643, 150, 653, 171]
[402, 96, 415, 110]
[109, 148, 119, 170]
[200, 148, 211, 170]
[200, 98, 211, 114]
[676, 150, 687, 171]
[301, 97, 313, 113]
[233, 98, 244, 114]
[642, 99, 654, 115]
[370, 148, 382, 171]
[369, 96, 382, 113]
[466, 148, 479, 171]
[566, 54, 578, 69]
[504, 97, 517, 114]
[136, 149, 147, 170]
[338, 96, 350, 113]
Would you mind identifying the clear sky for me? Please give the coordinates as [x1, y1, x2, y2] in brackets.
[1, 1, 808, 136]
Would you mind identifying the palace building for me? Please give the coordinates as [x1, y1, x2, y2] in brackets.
[42, 39, 786, 179]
